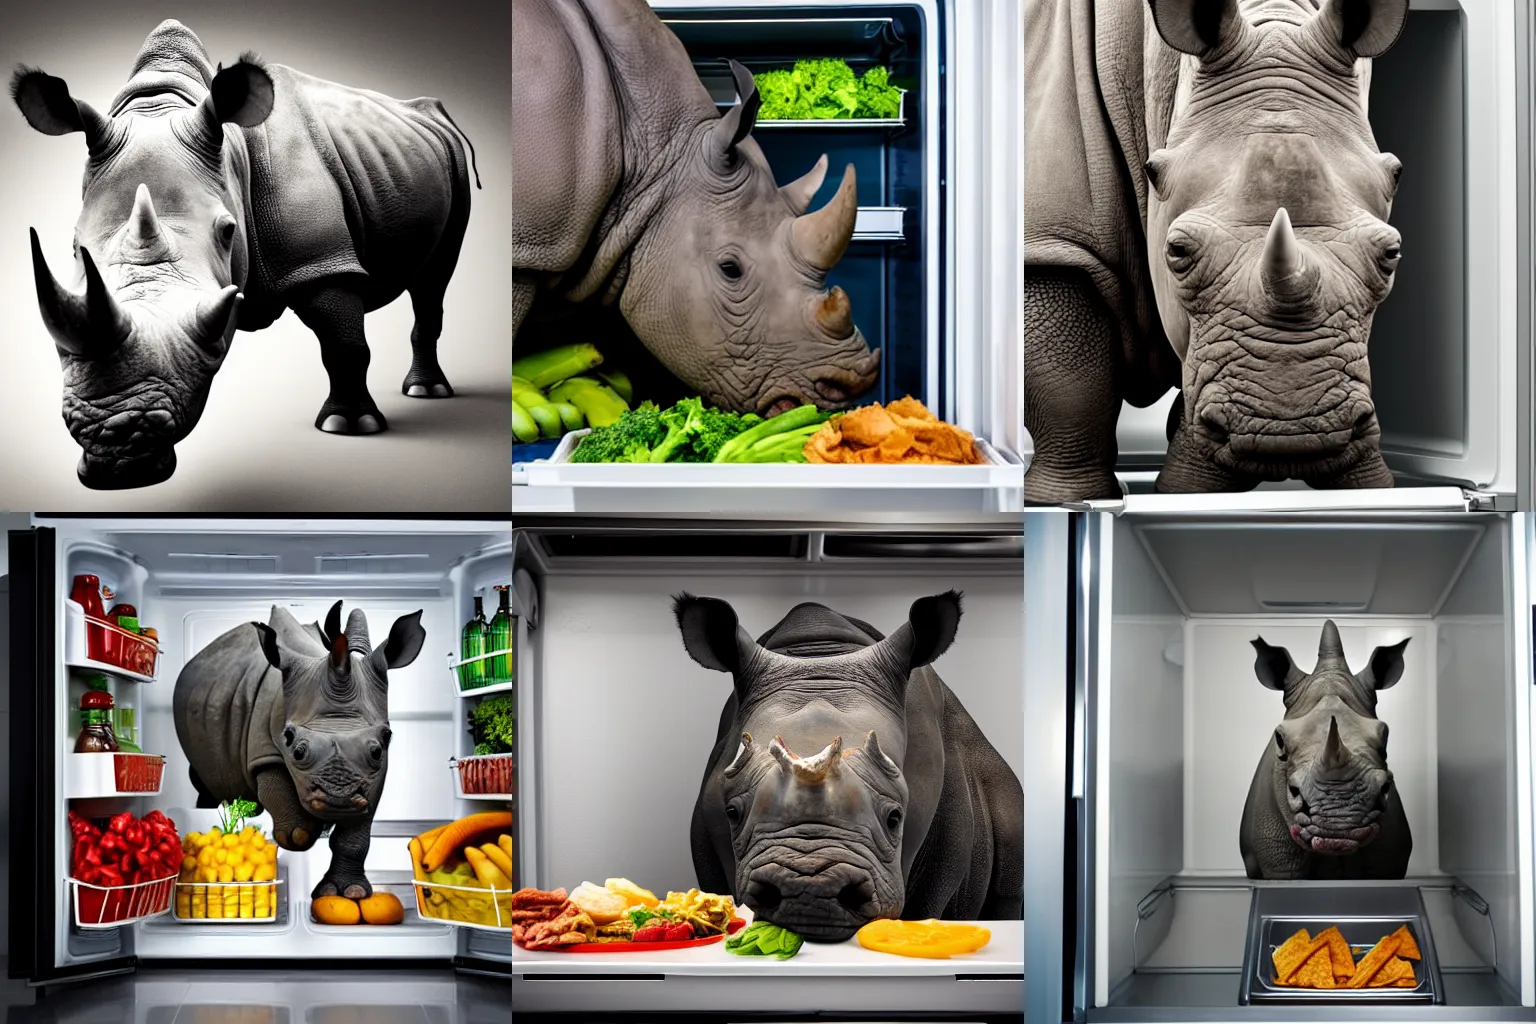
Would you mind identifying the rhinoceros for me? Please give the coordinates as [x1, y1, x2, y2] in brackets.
[1240, 620, 1411, 880]
[676, 591, 1023, 942]
[173, 601, 425, 899]
[513, 0, 880, 416]
[13, 19, 480, 489]
[1024, 0, 1411, 501]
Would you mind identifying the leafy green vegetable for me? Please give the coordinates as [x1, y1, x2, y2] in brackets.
[726, 921, 804, 959]
[473, 742, 496, 756]
[469, 693, 516, 754]
[712, 404, 829, 463]
[218, 799, 261, 834]
[571, 398, 760, 463]
[628, 906, 678, 929]
[569, 402, 667, 463]
[755, 60, 902, 120]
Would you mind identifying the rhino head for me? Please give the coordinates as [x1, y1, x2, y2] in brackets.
[12, 20, 274, 488]
[1252, 620, 1408, 856]
[625, 60, 880, 417]
[676, 590, 962, 942]
[253, 602, 425, 820]
[1144, 0, 1410, 488]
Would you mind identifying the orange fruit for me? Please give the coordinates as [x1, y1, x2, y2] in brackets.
[855, 919, 991, 959]
[359, 892, 405, 925]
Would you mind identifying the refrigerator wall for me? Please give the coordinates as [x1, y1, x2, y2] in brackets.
[1081, 512, 1534, 1016]
[1085, 0, 1526, 499]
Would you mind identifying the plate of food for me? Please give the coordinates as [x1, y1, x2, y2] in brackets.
[510, 878, 743, 953]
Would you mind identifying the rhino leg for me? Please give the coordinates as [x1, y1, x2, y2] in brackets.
[189, 765, 218, 810]
[1240, 757, 1309, 879]
[291, 281, 388, 435]
[401, 186, 468, 399]
[313, 818, 373, 900]
[256, 767, 323, 853]
[512, 273, 537, 340]
[1024, 268, 1122, 504]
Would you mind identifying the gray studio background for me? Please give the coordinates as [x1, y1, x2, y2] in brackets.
[0, 0, 510, 515]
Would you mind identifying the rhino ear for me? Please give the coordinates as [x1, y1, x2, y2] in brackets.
[877, 591, 963, 673]
[711, 58, 760, 156]
[1314, 0, 1409, 59]
[1251, 637, 1303, 691]
[371, 610, 426, 672]
[11, 68, 119, 154]
[674, 593, 755, 674]
[208, 58, 274, 127]
[1148, 0, 1247, 59]
[1358, 637, 1410, 691]
[254, 622, 281, 669]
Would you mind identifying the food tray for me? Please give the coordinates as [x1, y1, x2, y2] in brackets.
[67, 752, 165, 798]
[752, 88, 906, 129]
[64, 600, 158, 682]
[173, 878, 284, 924]
[445, 649, 513, 697]
[412, 878, 512, 932]
[451, 754, 513, 799]
[69, 874, 176, 928]
[533, 917, 746, 953]
[1240, 886, 1443, 1005]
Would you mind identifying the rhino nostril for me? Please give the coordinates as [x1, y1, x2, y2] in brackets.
[1198, 404, 1229, 439]
[749, 881, 782, 909]
[836, 882, 872, 913]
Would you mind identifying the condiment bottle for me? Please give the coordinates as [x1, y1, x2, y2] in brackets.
[70, 575, 106, 618]
[76, 678, 119, 753]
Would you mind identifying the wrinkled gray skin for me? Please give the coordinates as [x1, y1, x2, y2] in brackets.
[1240, 620, 1411, 880]
[173, 601, 426, 899]
[1024, 0, 1409, 502]
[14, 20, 479, 489]
[678, 591, 1023, 942]
[513, 0, 880, 417]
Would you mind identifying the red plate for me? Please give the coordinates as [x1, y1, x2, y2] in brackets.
[520, 917, 746, 953]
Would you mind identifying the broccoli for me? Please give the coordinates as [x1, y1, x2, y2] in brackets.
[754, 69, 806, 120]
[856, 65, 902, 119]
[650, 397, 761, 463]
[649, 396, 709, 463]
[469, 693, 515, 754]
[793, 58, 859, 119]
[754, 61, 901, 121]
[473, 742, 496, 756]
[569, 402, 666, 462]
[690, 407, 761, 462]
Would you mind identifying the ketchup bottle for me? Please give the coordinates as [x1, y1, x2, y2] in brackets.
[71, 575, 106, 618]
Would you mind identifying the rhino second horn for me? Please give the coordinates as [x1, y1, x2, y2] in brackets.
[816, 286, 855, 338]
[865, 731, 901, 778]
[1321, 715, 1352, 772]
[1258, 207, 1319, 305]
[31, 229, 130, 360]
[127, 184, 161, 244]
[793, 164, 858, 271]
[768, 735, 844, 784]
[186, 286, 242, 353]
[781, 154, 829, 216]
[723, 732, 753, 778]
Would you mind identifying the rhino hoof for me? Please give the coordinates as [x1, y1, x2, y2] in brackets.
[404, 382, 452, 398]
[342, 883, 370, 899]
[317, 411, 388, 435]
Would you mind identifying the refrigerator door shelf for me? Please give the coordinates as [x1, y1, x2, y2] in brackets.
[450, 754, 514, 802]
[171, 878, 284, 925]
[446, 649, 514, 698]
[67, 751, 166, 798]
[1081, 484, 1477, 516]
[412, 879, 513, 932]
[853, 206, 906, 241]
[65, 599, 158, 683]
[69, 875, 176, 929]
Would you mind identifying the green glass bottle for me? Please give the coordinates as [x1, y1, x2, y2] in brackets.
[488, 585, 513, 684]
[459, 596, 489, 690]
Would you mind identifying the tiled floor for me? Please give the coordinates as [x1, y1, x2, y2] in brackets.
[0, 969, 509, 1024]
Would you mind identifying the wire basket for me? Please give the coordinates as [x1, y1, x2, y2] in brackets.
[450, 754, 514, 798]
[446, 649, 513, 696]
[69, 874, 176, 928]
[412, 878, 511, 931]
[173, 878, 284, 923]
[85, 614, 160, 678]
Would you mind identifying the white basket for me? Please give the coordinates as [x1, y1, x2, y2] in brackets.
[173, 878, 285, 924]
[69, 874, 176, 929]
[445, 649, 513, 697]
[66, 751, 166, 798]
[450, 754, 514, 801]
[412, 878, 512, 932]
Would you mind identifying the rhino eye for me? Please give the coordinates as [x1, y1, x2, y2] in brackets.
[724, 803, 742, 827]
[293, 740, 310, 763]
[216, 218, 236, 249]
[382, 727, 393, 748]
[368, 740, 383, 764]
[718, 259, 743, 281]
[886, 808, 902, 832]
[1378, 243, 1401, 278]
[1165, 237, 1196, 275]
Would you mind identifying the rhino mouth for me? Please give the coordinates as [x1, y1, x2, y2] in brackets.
[77, 446, 176, 489]
[1290, 822, 1380, 855]
[739, 840, 898, 943]
[754, 347, 881, 417]
[1196, 402, 1381, 481]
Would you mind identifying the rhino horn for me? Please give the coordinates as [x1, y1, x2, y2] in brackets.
[816, 286, 855, 338]
[127, 184, 161, 245]
[864, 731, 901, 778]
[329, 632, 350, 677]
[723, 732, 753, 778]
[185, 285, 242, 354]
[781, 154, 829, 216]
[769, 735, 844, 784]
[1321, 715, 1352, 771]
[1317, 619, 1347, 668]
[1258, 207, 1319, 306]
[31, 228, 130, 360]
[793, 165, 858, 271]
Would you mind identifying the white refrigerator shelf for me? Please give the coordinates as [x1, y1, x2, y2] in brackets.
[66, 751, 166, 799]
[445, 649, 514, 698]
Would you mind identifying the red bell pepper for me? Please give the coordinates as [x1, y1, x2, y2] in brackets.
[108, 811, 132, 835]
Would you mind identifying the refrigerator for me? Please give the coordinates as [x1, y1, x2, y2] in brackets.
[513, 0, 1024, 514]
[1027, 507, 1536, 1022]
[1088, 0, 1531, 510]
[509, 517, 1025, 1016]
[7, 518, 513, 987]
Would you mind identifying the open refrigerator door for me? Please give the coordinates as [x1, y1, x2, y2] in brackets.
[7, 519, 513, 984]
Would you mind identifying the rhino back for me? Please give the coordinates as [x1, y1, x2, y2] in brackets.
[242, 64, 466, 305]
[512, 0, 622, 275]
[1025, 0, 1170, 371]
[173, 623, 286, 800]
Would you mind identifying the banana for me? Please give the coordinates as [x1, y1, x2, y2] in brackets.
[512, 343, 603, 390]
[512, 389, 549, 412]
[548, 377, 628, 428]
[598, 371, 634, 404]
[512, 403, 540, 444]
[552, 401, 585, 432]
[527, 404, 563, 439]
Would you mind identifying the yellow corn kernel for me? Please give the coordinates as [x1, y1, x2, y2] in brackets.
[182, 855, 198, 872]
[234, 862, 255, 882]
[175, 893, 191, 918]
[227, 849, 244, 868]
[253, 863, 276, 882]
[223, 889, 238, 916]
[222, 834, 240, 849]
[213, 849, 228, 866]
[217, 864, 234, 883]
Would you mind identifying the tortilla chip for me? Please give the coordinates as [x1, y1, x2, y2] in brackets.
[1294, 947, 1335, 989]
[1395, 977, 1418, 987]
[1390, 924, 1422, 960]
[1368, 957, 1410, 987]
[1345, 935, 1402, 988]
[1272, 929, 1314, 982]
[1314, 926, 1355, 977]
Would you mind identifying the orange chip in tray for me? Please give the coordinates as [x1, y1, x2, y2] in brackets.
[1344, 935, 1402, 988]
[1293, 948, 1335, 989]
[1390, 924, 1422, 960]
[1314, 926, 1355, 978]
[1271, 928, 1314, 982]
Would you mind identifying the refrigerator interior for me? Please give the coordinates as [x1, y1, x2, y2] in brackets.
[37, 519, 511, 973]
[1086, 512, 1534, 1019]
[1106, 0, 1521, 499]
[510, 522, 1025, 1015]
